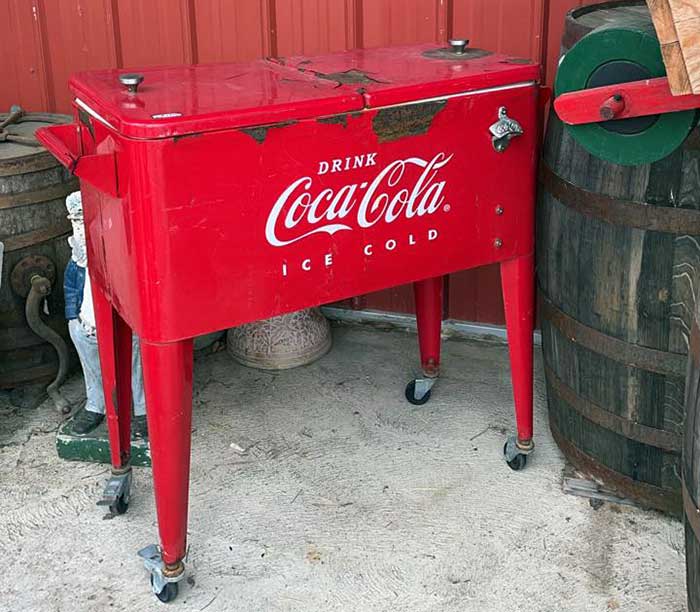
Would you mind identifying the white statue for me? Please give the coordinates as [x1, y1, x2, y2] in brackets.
[63, 192, 148, 437]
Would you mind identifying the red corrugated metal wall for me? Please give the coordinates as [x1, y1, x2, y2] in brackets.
[1, 0, 602, 324]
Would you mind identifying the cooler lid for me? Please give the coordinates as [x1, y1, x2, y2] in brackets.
[69, 43, 539, 140]
[286, 42, 540, 108]
[69, 60, 365, 140]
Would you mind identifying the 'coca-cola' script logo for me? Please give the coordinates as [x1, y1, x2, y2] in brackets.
[265, 152, 453, 247]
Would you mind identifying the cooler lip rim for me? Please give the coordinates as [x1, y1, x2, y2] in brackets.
[71, 78, 539, 142]
[67, 43, 540, 140]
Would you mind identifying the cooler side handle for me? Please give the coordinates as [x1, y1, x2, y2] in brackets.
[36, 124, 119, 198]
[36, 124, 80, 172]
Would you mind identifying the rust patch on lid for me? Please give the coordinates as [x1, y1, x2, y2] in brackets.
[317, 115, 348, 128]
[239, 120, 297, 144]
[422, 48, 492, 61]
[501, 57, 531, 64]
[372, 100, 446, 144]
[311, 69, 388, 85]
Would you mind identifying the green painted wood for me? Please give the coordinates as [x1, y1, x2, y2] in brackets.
[55, 418, 151, 467]
[538, 1, 700, 515]
[555, 16, 697, 165]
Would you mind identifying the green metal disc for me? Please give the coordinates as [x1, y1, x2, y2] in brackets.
[555, 25, 697, 166]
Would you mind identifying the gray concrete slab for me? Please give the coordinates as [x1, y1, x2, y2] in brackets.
[0, 325, 686, 612]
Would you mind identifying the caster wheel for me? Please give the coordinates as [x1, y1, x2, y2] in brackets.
[152, 577, 179, 603]
[109, 495, 129, 515]
[405, 380, 431, 406]
[503, 442, 527, 471]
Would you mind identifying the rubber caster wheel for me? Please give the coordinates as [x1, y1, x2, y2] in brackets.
[503, 442, 527, 471]
[152, 577, 179, 603]
[405, 380, 431, 406]
[109, 495, 129, 515]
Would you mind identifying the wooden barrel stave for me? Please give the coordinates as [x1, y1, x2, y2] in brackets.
[687, 522, 700, 611]
[538, 1, 700, 514]
[684, 312, 700, 611]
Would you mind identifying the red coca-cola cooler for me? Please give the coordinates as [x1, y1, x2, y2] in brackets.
[38, 40, 540, 602]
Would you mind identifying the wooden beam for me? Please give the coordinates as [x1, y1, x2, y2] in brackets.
[646, 0, 693, 95]
[668, 0, 700, 94]
[554, 76, 700, 125]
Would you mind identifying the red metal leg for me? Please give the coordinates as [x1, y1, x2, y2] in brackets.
[406, 276, 443, 405]
[500, 254, 535, 446]
[140, 339, 194, 570]
[413, 276, 443, 377]
[91, 279, 133, 469]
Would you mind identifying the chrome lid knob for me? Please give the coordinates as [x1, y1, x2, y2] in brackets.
[448, 39, 469, 54]
[119, 73, 144, 94]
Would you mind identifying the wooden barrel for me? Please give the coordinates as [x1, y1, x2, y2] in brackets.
[0, 110, 78, 388]
[685, 313, 700, 611]
[538, 1, 700, 515]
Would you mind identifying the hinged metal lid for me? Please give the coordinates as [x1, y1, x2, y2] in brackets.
[69, 60, 365, 140]
[286, 43, 540, 108]
[69, 44, 539, 140]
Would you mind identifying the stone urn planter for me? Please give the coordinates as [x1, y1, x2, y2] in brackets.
[226, 308, 331, 370]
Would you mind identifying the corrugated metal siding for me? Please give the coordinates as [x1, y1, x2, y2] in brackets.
[361, 0, 447, 47]
[275, 0, 357, 55]
[193, 1, 273, 62]
[453, 0, 545, 60]
[1, 0, 591, 324]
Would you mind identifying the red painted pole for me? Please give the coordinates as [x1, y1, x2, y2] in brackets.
[114, 314, 133, 459]
[500, 254, 534, 443]
[555, 76, 700, 126]
[140, 339, 194, 567]
[91, 279, 132, 469]
[413, 276, 443, 377]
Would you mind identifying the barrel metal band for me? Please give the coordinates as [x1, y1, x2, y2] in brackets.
[684, 479, 700, 544]
[549, 417, 682, 515]
[538, 291, 687, 378]
[0, 153, 59, 177]
[540, 164, 700, 234]
[545, 364, 682, 452]
[2, 222, 72, 252]
[0, 179, 79, 210]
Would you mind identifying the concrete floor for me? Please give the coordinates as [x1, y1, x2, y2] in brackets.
[0, 324, 687, 612]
